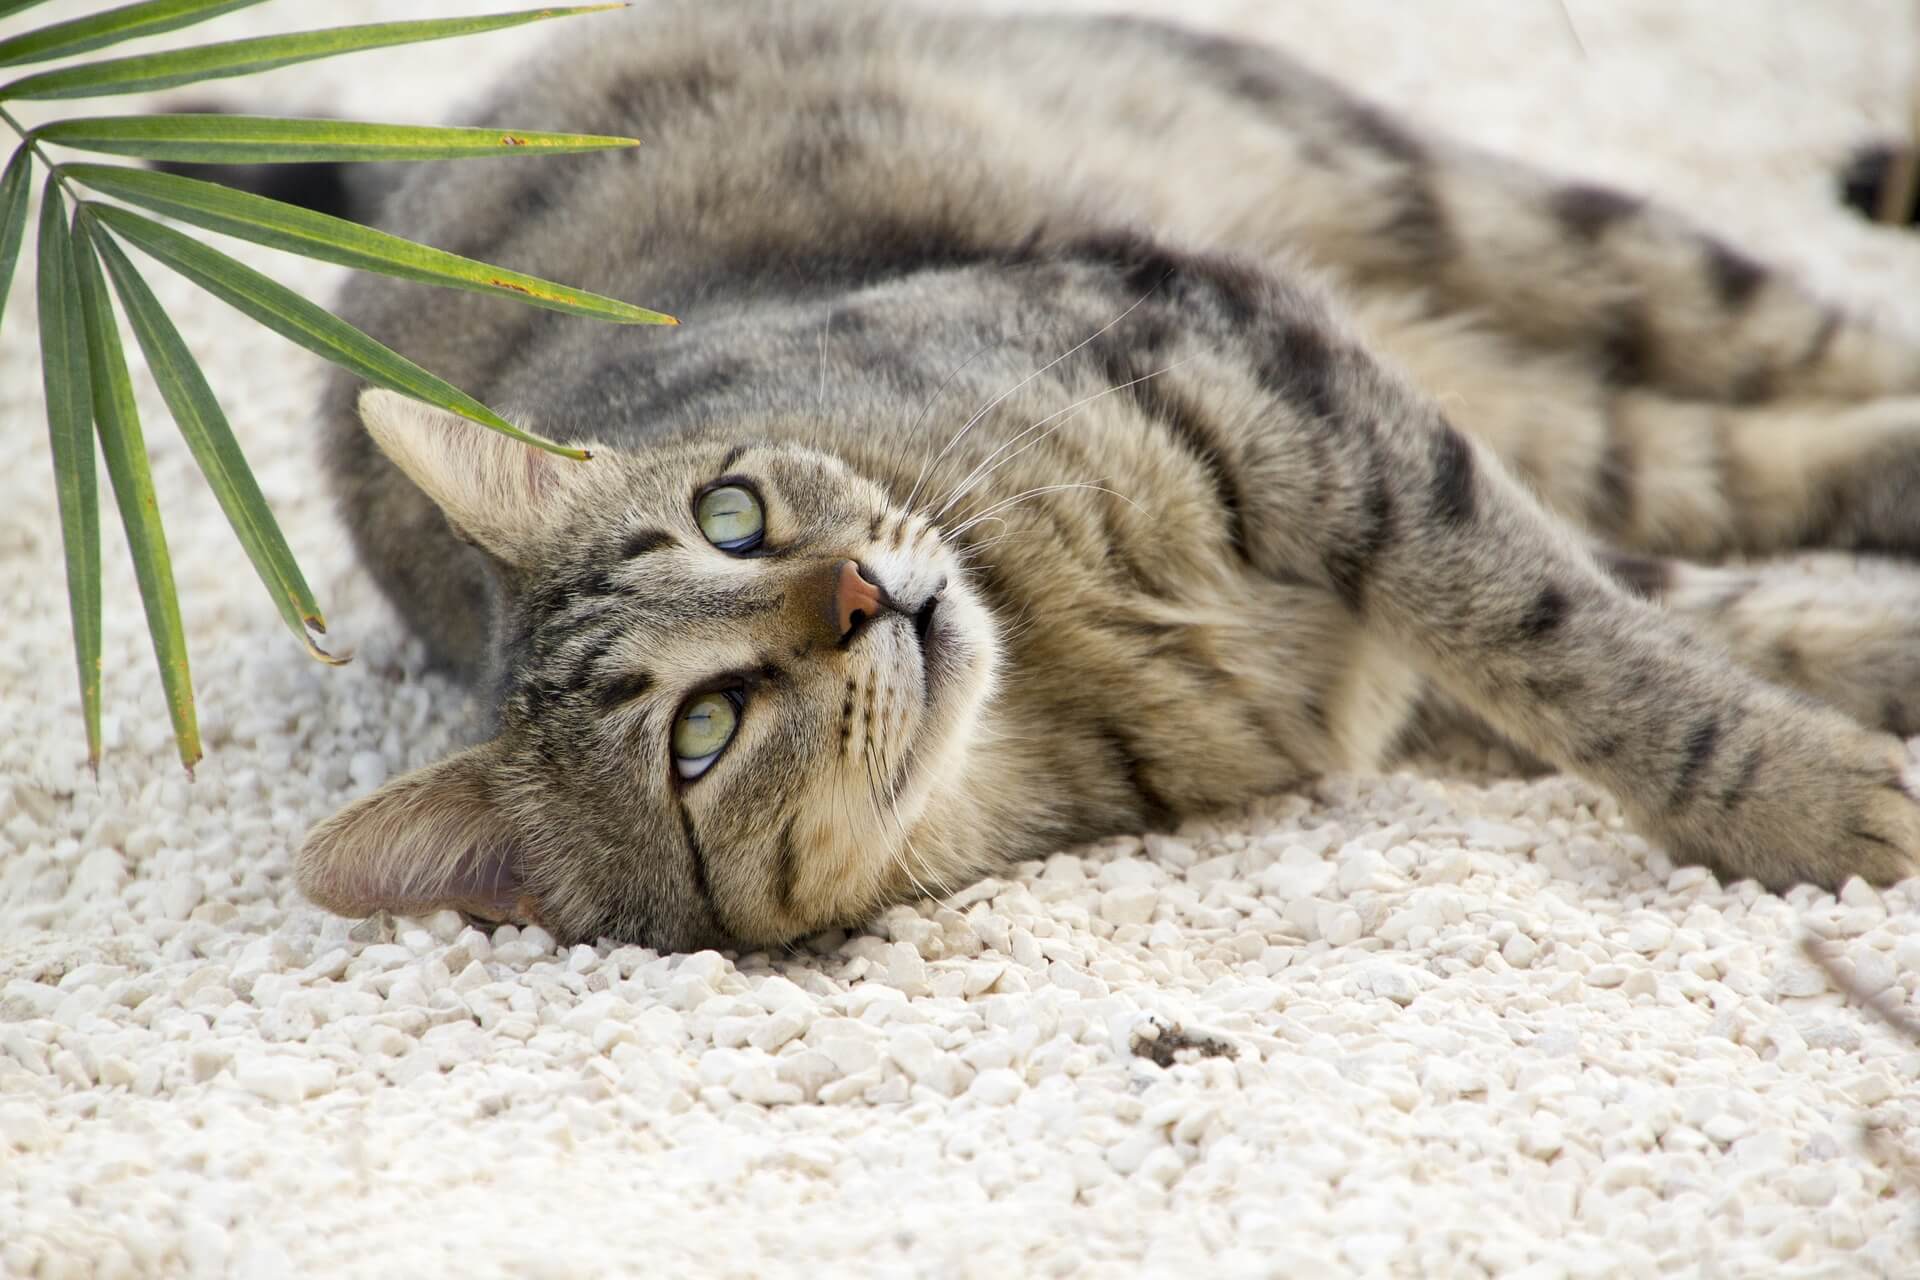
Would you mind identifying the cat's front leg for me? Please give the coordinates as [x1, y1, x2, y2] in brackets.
[1232, 312, 1920, 890]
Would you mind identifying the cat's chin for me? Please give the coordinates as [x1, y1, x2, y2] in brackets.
[891, 577, 1000, 822]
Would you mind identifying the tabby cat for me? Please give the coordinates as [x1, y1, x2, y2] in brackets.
[297, 0, 1920, 952]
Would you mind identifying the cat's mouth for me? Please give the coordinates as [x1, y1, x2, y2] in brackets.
[912, 593, 945, 699]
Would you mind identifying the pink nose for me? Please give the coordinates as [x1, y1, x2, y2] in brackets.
[833, 559, 885, 640]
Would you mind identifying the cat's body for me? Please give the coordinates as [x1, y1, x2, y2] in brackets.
[299, 0, 1920, 952]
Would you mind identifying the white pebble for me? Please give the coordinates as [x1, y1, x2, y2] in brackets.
[1100, 884, 1158, 926]
[347, 751, 388, 792]
[968, 1068, 1025, 1105]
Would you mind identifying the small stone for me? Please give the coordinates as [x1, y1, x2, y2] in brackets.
[348, 751, 388, 791]
[1465, 820, 1536, 853]
[1702, 1113, 1749, 1145]
[1520, 1113, 1563, 1160]
[1838, 877, 1882, 910]
[158, 874, 203, 921]
[1848, 948, 1895, 997]
[236, 1057, 333, 1104]
[0, 1103, 52, 1151]
[885, 943, 930, 996]
[1802, 1023, 1860, 1052]
[1585, 964, 1629, 989]
[1845, 1072, 1894, 1106]
[190, 1044, 232, 1083]
[967, 1067, 1025, 1105]
[888, 1027, 942, 1081]
[1624, 921, 1672, 953]
[1335, 843, 1398, 894]
[1502, 934, 1539, 969]
[1187, 854, 1240, 889]
[1774, 965, 1828, 998]
[1100, 884, 1158, 926]
[1788, 1168, 1837, 1207]
[1319, 906, 1363, 948]
[749, 1009, 809, 1053]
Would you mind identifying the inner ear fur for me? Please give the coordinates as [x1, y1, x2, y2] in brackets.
[355, 387, 595, 565]
[296, 741, 530, 922]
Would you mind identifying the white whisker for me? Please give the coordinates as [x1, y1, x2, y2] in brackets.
[906, 281, 1168, 515]
[945, 482, 1143, 541]
[930, 355, 1196, 521]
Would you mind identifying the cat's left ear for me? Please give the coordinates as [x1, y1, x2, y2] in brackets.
[296, 740, 533, 925]
[357, 387, 592, 565]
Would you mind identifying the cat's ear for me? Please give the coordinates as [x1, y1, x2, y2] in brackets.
[356, 387, 588, 564]
[296, 741, 530, 923]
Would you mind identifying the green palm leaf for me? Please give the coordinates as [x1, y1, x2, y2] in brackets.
[90, 201, 590, 458]
[92, 226, 338, 666]
[1, 5, 628, 100]
[34, 114, 640, 163]
[0, 143, 31, 335]
[0, 0, 268, 69]
[37, 182, 102, 769]
[71, 211, 199, 769]
[66, 163, 675, 324]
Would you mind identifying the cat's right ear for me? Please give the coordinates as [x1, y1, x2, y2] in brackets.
[356, 387, 590, 565]
[296, 741, 532, 924]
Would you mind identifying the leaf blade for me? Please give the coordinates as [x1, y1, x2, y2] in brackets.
[71, 211, 200, 770]
[92, 226, 339, 664]
[0, 0, 270, 70]
[35, 114, 640, 164]
[89, 202, 588, 457]
[0, 143, 32, 337]
[1, 6, 628, 101]
[66, 163, 675, 324]
[36, 181, 102, 769]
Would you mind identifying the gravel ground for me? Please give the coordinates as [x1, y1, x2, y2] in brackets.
[5, 1, 1920, 1276]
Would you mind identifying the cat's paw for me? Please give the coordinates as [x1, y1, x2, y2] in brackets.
[1656, 708, 1920, 891]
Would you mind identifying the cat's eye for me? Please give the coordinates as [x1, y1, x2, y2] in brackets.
[672, 690, 743, 780]
[696, 484, 764, 552]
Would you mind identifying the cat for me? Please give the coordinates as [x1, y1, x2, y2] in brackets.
[292, 0, 1920, 954]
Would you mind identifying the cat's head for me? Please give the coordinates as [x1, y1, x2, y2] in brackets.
[296, 389, 1001, 951]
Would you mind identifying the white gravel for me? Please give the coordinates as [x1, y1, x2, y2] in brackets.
[6, 1, 1920, 1276]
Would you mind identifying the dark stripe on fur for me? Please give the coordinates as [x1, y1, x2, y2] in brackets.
[1111, 353, 1250, 556]
[1325, 445, 1394, 613]
[1717, 744, 1764, 811]
[1596, 551, 1670, 601]
[1549, 183, 1642, 240]
[622, 528, 674, 559]
[679, 805, 717, 913]
[1428, 422, 1476, 525]
[1261, 322, 1341, 423]
[1703, 238, 1766, 309]
[1600, 304, 1656, 384]
[597, 670, 654, 711]
[1098, 723, 1178, 828]
[1589, 430, 1637, 534]
[774, 814, 799, 916]
[1518, 584, 1569, 640]
[1671, 716, 1721, 809]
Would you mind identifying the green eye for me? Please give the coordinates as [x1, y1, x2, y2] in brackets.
[673, 691, 741, 780]
[696, 484, 764, 552]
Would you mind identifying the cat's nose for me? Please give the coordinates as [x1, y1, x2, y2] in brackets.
[832, 559, 886, 643]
